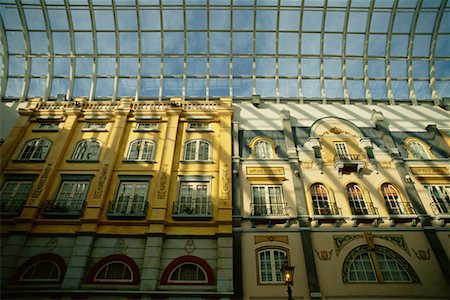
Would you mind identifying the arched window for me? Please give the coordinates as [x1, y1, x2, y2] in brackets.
[127, 139, 156, 161]
[311, 183, 336, 215]
[343, 245, 419, 283]
[18, 138, 52, 160]
[72, 139, 101, 160]
[347, 183, 372, 215]
[10, 253, 66, 284]
[160, 256, 215, 285]
[257, 248, 287, 284]
[86, 255, 139, 284]
[184, 139, 211, 161]
[381, 183, 410, 214]
[407, 140, 430, 159]
[254, 140, 272, 159]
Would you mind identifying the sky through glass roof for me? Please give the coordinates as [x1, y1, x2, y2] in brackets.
[0, 0, 449, 105]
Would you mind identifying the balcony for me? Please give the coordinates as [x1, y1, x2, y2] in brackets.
[430, 202, 450, 226]
[350, 202, 381, 226]
[0, 199, 26, 217]
[42, 200, 86, 218]
[333, 154, 365, 177]
[311, 203, 344, 226]
[386, 201, 419, 226]
[106, 195, 148, 219]
[172, 201, 212, 220]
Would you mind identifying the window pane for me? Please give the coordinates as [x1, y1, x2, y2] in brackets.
[391, 80, 409, 99]
[117, 79, 136, 97]
[256, 79, 276, 97]
[53, 32, 71, 53]
[210, 58, 229, 75]
[301, 58, 320, 77]
[390, 60, 407, 78]
[368, 60, 385, 78]
[96, 78, 114, 96]
[279, 79, 298, 97]
[233, 58, 252, 76]
[368, 35, 386, 56]
[163, 78, 183, 96]
[302, 79, 321, 98]
[278, 33, 298, 55]
[120, 32, 138, 54]
[346, 59, 364, 77]
[255, 58, 275, 76]
[301, 33, 320, 55]
[141, 58, 161, 76]
[186, 78, 206, 97]
[325, 79, 343, 98]
[347, 11, 367, 32]
[302, 10, 322, 31]
[210, 78, 230, 97]
[324, 59, 342, 77]
[140, 78, 160, 97]
[119, 58, 138, 76]
[233, 78, 252, 96]
[414, 81, 431, 99]
[279, 59, 298, 77]
[413, 35, 431, 56]
[390, 35, 409, 57]
[347, 80, 366, 98]
[210, 32, 230, 54]
[233, 32, 253, 54]
[187, 32, 207, 53]
[346, 34, 365, 55]
[370, 80, 387, 99]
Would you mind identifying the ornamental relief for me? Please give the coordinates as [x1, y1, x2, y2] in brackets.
[30, 163, 53, 203]
[320, 126, 357, 137]
[333, 233, 409, 256]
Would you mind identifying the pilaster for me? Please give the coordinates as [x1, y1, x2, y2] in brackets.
[0, 235, 27, 288]
[61, 235, 95, 289]
[216, 236, 233, 293]
[140, 236, 163, 291]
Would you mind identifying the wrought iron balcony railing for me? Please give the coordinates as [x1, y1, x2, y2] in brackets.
[350, 202, 378, 215]
[334, 153, 362, 161]
[313, 202, 340, 216]
[106, 195, 148, 219]
[0, 199, 26, 216]
[251, 202, 288, 217]
[172, 201, 212, 219]
[386, 201, 416, 215]
[43, 199, 86, 218]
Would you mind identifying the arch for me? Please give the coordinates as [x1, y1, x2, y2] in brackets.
[184, 139, 212, 161]
[346, 183, 374, 215]
[127, 139, 156, 161]
[380, 183, 412, 214]
[248, 136, 278, 159]
[160, 255, 215, 285]
[256, 246, 289, 284]
[310, 183, 337, 215]
[404, 138, 433, 159]
[342, 245, 419, 283]
[10, 253, 66, 284]
[72, 138, 101, 160]
[85, 254, 140, 284]
[309, 117, 364, 139]
[18, 138, 52, 160]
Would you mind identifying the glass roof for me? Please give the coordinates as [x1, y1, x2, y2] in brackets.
[0, 0, 449, 104]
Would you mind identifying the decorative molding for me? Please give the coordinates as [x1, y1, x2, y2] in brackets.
[254, 235, 289, 245]
[364, 232, 375, 250]
[185, 239, 196, 254]
[333, 234, 363, 255]
[376, 235, 410, 255]
[46, 237, 58, 251]
[301, 161, 314, 169]
[410, 167, 449, 176]
[380, 161, 392, 169]
[221, 164, 231, 206]
[314, 249, 333, 261]
[158, 164, 169, 200]
[94, 164, 109, 199]
[246, 167, 285, 175]
[115, 238, 128, 254]
[30, 164, 53, 203]
[413, 248, 431, 260]
[321, 127, 355, 137]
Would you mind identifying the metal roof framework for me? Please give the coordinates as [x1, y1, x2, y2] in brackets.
[0, 0, 448, 104]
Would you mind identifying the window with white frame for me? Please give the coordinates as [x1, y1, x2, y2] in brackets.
[18, 138, 52, 160]
[35, 123, 59, 130]
[258, 249, 287, 283]
[0, 179, 34, 214]
[346, 183, 370, 215]
[71, 139, 101, 160]
[135, 122, 158, 131]
[344, 245, 418, 283]
[424, 185, 450, 214]
[407, 140, 430, 159]
[84, 122, 107, 131]
[110, 180, 149, 215]
[334, 142, 351, 160]
[46, 179, 91, 214]
[252, 185, 286, 216]
[168, 263, 207, 283]
[311, 183, 334, 215]
[184, 139, 211, 161]
[94, 262, 133, 282]
[175, 181, 210, 215]
[187, 122, 210, 131]
[381, 183, 409, 215]
[127, 139, 156, 161]
[254, 140, 273, 159]
[20, 261, 60, 282]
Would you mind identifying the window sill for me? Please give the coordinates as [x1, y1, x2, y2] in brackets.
[133, 129, 159, 132]
[32, 128, 59, 132]
[172, 214, 212, 221]
[122, 160, 156, 163]
[186, 129, 213, 132]
[66, 159, 100, 163]
[388, 214, 420, 226]
[180, 160, 213, 164]
[81, 128, 108, 132]
[12, 159, 46, 163]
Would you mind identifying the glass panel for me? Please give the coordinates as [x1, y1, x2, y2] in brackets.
[141, 32, 162, 53]
[209, 10, 230, 30]
[117, 79, 137, 96]
[256, 10, 276, 30]
[347, 80, 366, 98]
[31, 58, 48, 76]
[301, 58, 320, 77]
[302, 10, 322, 31]
[370, 12, 390, 32]
[96, 78, 114, 96]
[164, 32, 184, 54]
[301, 33, 320, 55]
[393, 12, 413, 33]
[232, 78, 252, 96]
[232, 32, 253, 54]
[256, 78, 276, 96]
[48, 9, 69, 30]
[186, 9, 207, 30]
[97, 58, 116, 75]
[279, 10, 300, 31]
[435, 35, 450, 57]
[187, 58, 207, 75]
[368, 60, 385, 78]
[368, 35, 386, 56]
[164, 58, 184, 75]
[140, 78, 160, 96]
[187, 32, 207, 53]
[209, 78, 230, 97]
[74, 32, 93, 54]
[439, 13, 450, 33]
[279, 58, 298, 77]
[210, 32, 230, 54]
[162, 78, 183, 96]
[97, 32, 116, 54]
[370, 80, 387, 99]
[390, 35, 409, 56]
[119, 58, 138, 76]
[117, 10, 137, 30]
[233, 58, 252, 76]
[412, 60, 429, 78]
[24, 8, 46, 30]
[412, 35, 431, 56]
[414, 81, 431, 99]
[51, 78, 69, 96]
[73, 78, 92, 96]
[346, 59, 364, 77]
[324, 34, 342, 55]
[233, 9, 253, 30]
[140, 10, 161, 30]
[325, 79, 343, 98]
[2, 7, 21, 29]
[390, 60, 407, 78]
[186, 78, 206, 97]
[28, 79, 47, 96]
[255, 58, 275, 76]
[435, 81, 449, 99]
[347, 11, 368, 33]
[5, 78, 24, 97]
[94, 10, 114, 30]
[323, 59, 342, 77]
[325, 11, 345, 32]
[210, 58, 230, 75]
[141, 58, 161, 75]
[30, 32, 48, 54]
[163, 9, 184, 30]
[391, 80, 409, 99]
[415, 12, 437, 33]
[120, 32, 138, 54]
[278, 33, 298, 54]
[435, 60, 450, 78]
[346, 34, 365, 55]
[8, 57, 25, 76]
[279, 79, 298, 97]
[53, 32, 71, 53]
[256, 32, 276, 54]
[71, 9, 91, 30]
[302, 79, 321, 98]
[76, 58, 93, 76]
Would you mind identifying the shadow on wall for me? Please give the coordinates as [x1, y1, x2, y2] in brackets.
[0, 102, 24, 141]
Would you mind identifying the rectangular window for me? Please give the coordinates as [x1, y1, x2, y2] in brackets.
[173, 178, 212, 219]
[33, 123, 59, 131]
[424, 185, 450, 214]
[0, 179, 34, 215]
[334, 142, 351, 160]
[83, 122, 107, 131]
[251, 185, 286, 216]
[108, 178, 150, 218]
[44, 176, 92, 217]
[187, 122, 210, 131]
[134, 122, 159, 132]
